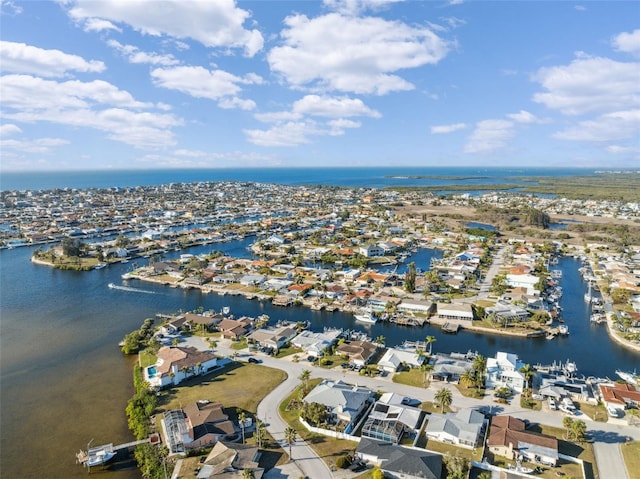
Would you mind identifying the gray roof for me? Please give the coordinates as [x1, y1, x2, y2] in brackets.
[357, 438, 442, 479]
[303, 380, 372, 421]
[425, 408, 485, 443]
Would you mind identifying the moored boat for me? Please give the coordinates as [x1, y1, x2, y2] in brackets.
[354, 311, 377, 324]
[76, 442, 116, 468]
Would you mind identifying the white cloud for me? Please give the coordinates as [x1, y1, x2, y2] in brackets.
[322, 0, 403, 16]
[245, 121, 322, 147]
[1, 74, 181, 149]
[292, 95, 381, 118]
[1, 0, 22, 15]
[65, 0, 264, 57]
[507, 110, 548, 124]
[107, 40, 178, 66]
[0, 124, 22, 137]
[250, 94, 380, 145]
[430, 122, 467, 134]
[532, 54, 640, 115]
[1, 137, 69, 154]
[574, 5, 587, 11]
[83, 18, 121, 32]
[136, 150, 277, 168]
[464, 119, 514, 154]
[606, 144, 640, 155]
[268, 13, 450, 95]
[553, 110, 640, 142]
[150, 66, 260, 110]
[612, 29, 640, 55]
[0, 41, 105, 77]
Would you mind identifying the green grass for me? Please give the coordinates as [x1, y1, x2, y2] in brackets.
[138, 350, 157, 368]
[156, 362, 286, 415]
[455, 384, 486, 399]
[576, 401, 608, 422]
[423, 438, 483, 462]
[392, 368, 429, 388]
[275, 345, 303, 358]
[230, 338, 249, 350]
[621, 441, 640, 479]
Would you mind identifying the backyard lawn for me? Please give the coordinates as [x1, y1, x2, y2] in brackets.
[621, 440, 640, 479]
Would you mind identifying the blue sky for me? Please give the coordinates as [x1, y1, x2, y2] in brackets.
[1, 0, 639, 171]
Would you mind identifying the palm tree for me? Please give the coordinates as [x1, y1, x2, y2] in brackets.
[425, 335, 437, 356]
[237, 410, 247, 444]
[473, 354, 487, 388]
[435, 387, 453, 413]
[518, 363, 536, 393]
[459, 369, 475, 388]
[298, 369, 311, 393]
[255, 420, 266, 449]
[374, 335, 386, 345]
[284, 427, 297, 460]
[420, 363, 433, 387]
[242, 468, 255, 479]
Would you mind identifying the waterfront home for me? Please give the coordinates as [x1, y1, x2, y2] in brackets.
[377, 347, 425, 373]
[361, 392, 425, 444]
[336, 340, 379, 367]
[487, 415, 558, 466]
[161, 402, 237, 455]
[505, 273, 540, 295]
[598, 382, 640, 415]
[145, 346, 218, 388]
[303, 379, 374, 430]
[486, 302, 531, 324]
[216, 317, 252, 340]
[183, 312, 222, 332]
[356, 438, 442, 479]
[429, 353, 474, 383]
[436, 302, 474, 321]
[397, 298, 436, 315]
[290, 329, 342, 358]
[424, 408, 486, 449]
[359, 244, 385, 257]
[247, 325, 297, 352]
[197, 441, 264, 479]
[485, 351, 526, 393]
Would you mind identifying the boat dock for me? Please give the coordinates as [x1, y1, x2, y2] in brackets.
[76, 434, 161, 468]
[441, 322, 460, 334]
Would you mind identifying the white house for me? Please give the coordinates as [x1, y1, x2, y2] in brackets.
[377, 347, 425, 373]
[424, 408, 486, 449]
[485, 351, 526, 393]
[145, 346, 218, 389]
[359, 244, 385, 257]
[506, 273, 540, 295]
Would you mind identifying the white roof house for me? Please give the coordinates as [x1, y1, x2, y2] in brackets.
[425, 408, 486, 449]
[506, 273, 540, 295]
[290, 329, 343, 357]
[377, 348, 425, 373]
[486, 351, 526, 393]
[303, 379, 374, 426]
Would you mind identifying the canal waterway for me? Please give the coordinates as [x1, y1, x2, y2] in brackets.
[1, 243, 638, 478]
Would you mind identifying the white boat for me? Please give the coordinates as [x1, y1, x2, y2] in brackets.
[558, 324, 569, 335]
[94, 262, 107, 270]
[615, 369, 639, 386]
[77, 442, 116, 468]
[354, 311, 377, 324]
[222, 306, 231, 315]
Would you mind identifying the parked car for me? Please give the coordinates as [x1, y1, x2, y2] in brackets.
[401, 397, 421, 407]
[548, 397, 557, 410]
[248, 357, 261, 364]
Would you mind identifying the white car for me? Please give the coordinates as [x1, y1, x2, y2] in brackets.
[548, 398, 557, 410]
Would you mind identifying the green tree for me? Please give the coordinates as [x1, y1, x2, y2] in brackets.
[562, 416, 575, 440]
[237, 410, 247, 444]
[472, 354, 487, 388]
[518, 363, 536, 391]
[421, 362, 433, 387]
[242, 469, 255, 479]
[571, 419, 587, 443]
[284, 427, 297, 460]
[404, 261, 416, 293]
[255, 420, 266, 449]
[435, 387, 453, 413]
[298, 369, 311, 393]
[425, 335, 437, 355]
[371, 467, 385, 479]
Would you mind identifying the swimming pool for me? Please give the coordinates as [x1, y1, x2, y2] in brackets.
[147, 366, 157, 378]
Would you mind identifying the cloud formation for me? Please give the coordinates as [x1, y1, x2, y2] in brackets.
[268, 13, 450, 95]
[65, 0, 264, 56]
[0, 40, 105, 77]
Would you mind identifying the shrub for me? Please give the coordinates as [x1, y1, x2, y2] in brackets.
[335, 455, 352, 469]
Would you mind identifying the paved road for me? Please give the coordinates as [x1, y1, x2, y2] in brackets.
[184, 334, 639, 479]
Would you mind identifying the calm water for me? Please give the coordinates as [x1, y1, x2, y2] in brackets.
[2, 237, 639, 478]
[0, 167, 604, 191]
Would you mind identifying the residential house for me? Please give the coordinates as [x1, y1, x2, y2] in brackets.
[397, 299, 436, 315]
[145, 346, 218, 388]
[506, 273, 540, 295]
[436, 302, 474, 321]
[487, 415, 559, 466]
[429, 353, 474, 383]
[361, 393, 425, 444]
[183, 401, 237, 450]
[424, 408, 486, 449]
[217, 317, 253, 340]
[359, 244, 385, 257]
[196, 441, 264, 479]
[290, 329, 342, 358]
[336, 340, 379, 367]
[598, 382, 640, 415]
[303, 379, 374, 430]
[356, 438, 442, 479]
[247, 325, 297, 352]
[184, 312, 222, 332]
[377, 347, 425, 373]
[485, 351, 526, 393]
